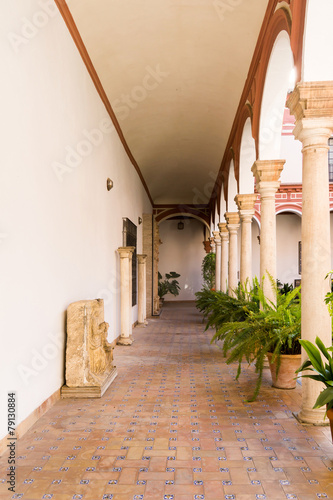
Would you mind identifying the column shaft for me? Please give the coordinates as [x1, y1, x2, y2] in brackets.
[235, 194, 257, 288]
[252, 161, 284, 304]
[287, 82, 333, 423]
[117, 247, 135, 345]
[225, 213, 240, 297]
[137, 254, 147, 326]
[218, 223, 229, 293]
[213, 231, 221, 291]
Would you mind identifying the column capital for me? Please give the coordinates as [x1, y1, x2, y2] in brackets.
[251, 160, 285, 198]
[209, 237, 216, 252]
[224, 212, 240, 226]
[117, 246, 135, 258]
[235, 193, 257, 212]
[212, 231, 221, 246]
[287, 81, 333, 147]
[218, 223, 229, 242]
[137, 254, 147, 264]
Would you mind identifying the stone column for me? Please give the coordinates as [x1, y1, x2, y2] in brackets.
[218, 223, 229, 293]
[213, 231, 221, 291]
[153, 221, 161, 315]
[117, 247, 135, 345]
[287, 81, 333, 424]
[209, 236, 216, 253]
[251, 160, 284, 304]
[143, 214, 153, 318]
[225, 213, 240, 296]
[137, 254, 148, 327]
[235, 194, 257, 288]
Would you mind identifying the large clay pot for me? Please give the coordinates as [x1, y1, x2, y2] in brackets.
[326, 407, 333, 443]
[267, 353, 301, 389]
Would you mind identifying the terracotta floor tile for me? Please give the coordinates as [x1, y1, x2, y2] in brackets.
[1, 302, 333, 500]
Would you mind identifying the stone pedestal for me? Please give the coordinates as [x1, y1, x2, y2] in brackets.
[225, 212, 240, 297]
[218, 223, 229, 293]
[251, 160, 284, 304]
[137, 254, 148, 327]
[117, 246, 135, 345]
[61, 299, 117, 398]
[235, 193, 257, 287]
[213, 231, 222, 291]
[288, 81, 333, 424]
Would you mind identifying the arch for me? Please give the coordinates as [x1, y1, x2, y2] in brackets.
[156, 209, 210, 230]
[276, 206, 302, 217]
[258, 30, 294, 160]
[227, 160, 238, 212]
[252, 8, 293, 156]
[239, 117, 256, 194]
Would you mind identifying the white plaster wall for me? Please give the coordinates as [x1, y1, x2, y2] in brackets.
[303, 0, 333, 82]
[276, 213, 302, 285]
[280, 135, 303, 184]
[0, 0, 152, 440]
[158, 219, 206, 300]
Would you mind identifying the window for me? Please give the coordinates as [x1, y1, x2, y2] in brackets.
[329, 138, 333, 182]
[122, 218, 137, 306]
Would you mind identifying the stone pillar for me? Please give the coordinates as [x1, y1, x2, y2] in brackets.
[235, 194, 257, 288]
[137, 254, 148, 327]
[287, 81, 333, 424]
[117, 247, 135, 345]
[143, 214, 153, 317]
[225, 212, 240, 296]
[213, 231, 221, 291]
[251, 160, 284, 304]
[218, 223, 229, 293]
[153, 221, 161, 315]
[209, 236, 216, 253]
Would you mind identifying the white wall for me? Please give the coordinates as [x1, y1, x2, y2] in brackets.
[158, 219, 206, 300]
[0, 0, 152, 440]
[276, 213, 302, 285]
[303, 0, 333, 82]
[280, 135, 303, 184]
[251, 221, 260, 281]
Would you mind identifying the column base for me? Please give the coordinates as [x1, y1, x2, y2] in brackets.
[293, 408, 329, 426]
[136, 321, 148, 328]
[61, 367, 117, 398]
[117, 335, 133, 346]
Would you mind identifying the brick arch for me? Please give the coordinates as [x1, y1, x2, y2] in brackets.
[252, 8, 293, 158]
[156, 209, 210, 230]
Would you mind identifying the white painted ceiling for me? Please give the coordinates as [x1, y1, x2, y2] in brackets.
[66, 0, 268, 204]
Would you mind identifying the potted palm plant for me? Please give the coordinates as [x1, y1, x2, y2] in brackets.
[158, 271, 181, 306]
[295, 337, 333, 441]
[211, 276, 302, 400]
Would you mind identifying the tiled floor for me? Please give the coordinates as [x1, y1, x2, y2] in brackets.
[1, 301, 333, 500]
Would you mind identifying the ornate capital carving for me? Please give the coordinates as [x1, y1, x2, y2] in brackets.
[287, 81, 333, 147]
[224, 212, 240, 226]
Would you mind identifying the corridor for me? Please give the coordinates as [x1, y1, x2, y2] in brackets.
[1, 302, 332, 500]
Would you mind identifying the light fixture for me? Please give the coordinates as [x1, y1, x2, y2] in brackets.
[107, 178, 113, 191]
[178, 221, 184, 230]
[138, 217, 142, 225]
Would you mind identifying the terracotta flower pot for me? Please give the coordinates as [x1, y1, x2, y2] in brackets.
[326, 407, 333, 443]
[267, 353, 301, 389]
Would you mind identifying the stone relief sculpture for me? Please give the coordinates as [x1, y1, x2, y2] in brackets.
[61, 298, 117, 398]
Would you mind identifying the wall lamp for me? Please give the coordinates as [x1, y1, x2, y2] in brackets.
[107, 178, 113, 191]
[177, 221, 184, 230]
